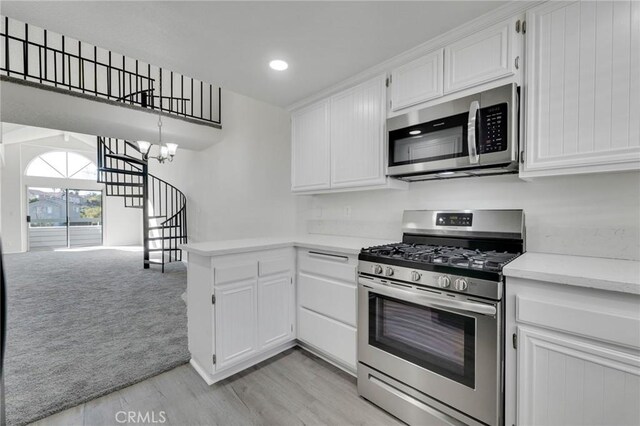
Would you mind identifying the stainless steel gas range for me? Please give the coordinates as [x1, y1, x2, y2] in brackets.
[357, 209, 524, 426]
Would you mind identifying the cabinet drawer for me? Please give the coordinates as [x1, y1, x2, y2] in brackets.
[258, 256, 292, 277]
[297, 250, 356, 283]
[298, 307, 356, 370]
[214, 262, 257, 285]
[298, 273, 356, 326]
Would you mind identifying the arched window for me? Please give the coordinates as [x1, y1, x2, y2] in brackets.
[25, 151, 97, 180]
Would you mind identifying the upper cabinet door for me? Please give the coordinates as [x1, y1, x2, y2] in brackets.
[444, 19, 514, 94]
[330, 75, 387, 188]
[524, 0, 640, 176]
[291, 99, 331, 192]
[390, 49, 443, 111]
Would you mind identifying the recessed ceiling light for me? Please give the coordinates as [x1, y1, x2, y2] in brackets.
[269, 59, 288, 71]
[409, 130, 421, 135]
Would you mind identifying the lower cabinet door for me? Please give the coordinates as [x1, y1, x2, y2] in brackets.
[298, 306, 357, 370]
[517, 326, 640, 426]
[214, 279, 258, 370]
[258, 274, 294, 349]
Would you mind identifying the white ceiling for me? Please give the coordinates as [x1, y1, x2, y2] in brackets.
[1, 1, 507, 108]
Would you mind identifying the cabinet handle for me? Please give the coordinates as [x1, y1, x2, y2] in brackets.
[515, 56, 520, 70]
[308, 251, 349, 262]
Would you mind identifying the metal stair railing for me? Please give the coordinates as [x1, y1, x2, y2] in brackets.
[97, 136, 187, 271]
[1, 16, 221, 126]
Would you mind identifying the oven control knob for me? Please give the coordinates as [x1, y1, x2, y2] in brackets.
[455, 278, 469, 291]
[411, 271, 422, 282]
[437, 275, 451, 288]
[373, 264, 383, 275]
[385, 267, 394, 277]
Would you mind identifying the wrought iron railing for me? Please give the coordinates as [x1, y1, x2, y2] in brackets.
[1, 16, 221, 126]
[97, 136, 187, 271]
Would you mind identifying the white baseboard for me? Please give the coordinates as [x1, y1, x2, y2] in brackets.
[189, 358, 215, 385]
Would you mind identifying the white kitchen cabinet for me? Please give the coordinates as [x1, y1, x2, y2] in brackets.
[291, 99, 331, 191]
[291, 75, 407, 194]
[523, 0, 640, 177]
[504, 276, 640, 426]
[258, 273, 294, 350]
[444, 18, 516, 94]
[390, 49, 443, 111]
[296, 248, 358, 372]
[298, 307, 357, 370]
[517, 326, 640, 426]
[186, 248, 296, 384]
[330, 75, 387, 188]
[214, 278, 258, 369]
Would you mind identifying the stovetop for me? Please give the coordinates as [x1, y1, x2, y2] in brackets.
[360, 243, 521, 273]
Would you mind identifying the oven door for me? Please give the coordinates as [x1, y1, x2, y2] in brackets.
[358, 278, 502, 426]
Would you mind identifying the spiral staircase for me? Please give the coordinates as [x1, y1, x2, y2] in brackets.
[97, 136, 187, 271]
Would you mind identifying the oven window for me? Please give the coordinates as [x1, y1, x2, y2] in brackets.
[369, 293, 475, 388]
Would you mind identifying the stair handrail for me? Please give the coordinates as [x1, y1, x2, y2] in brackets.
[97, 136, 188, 270]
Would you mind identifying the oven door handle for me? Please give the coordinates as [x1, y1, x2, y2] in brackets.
[359, 279, 497, 316]
[467, 100, 480, 164]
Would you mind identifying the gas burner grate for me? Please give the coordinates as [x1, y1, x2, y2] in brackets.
[361, 243, 520, 273]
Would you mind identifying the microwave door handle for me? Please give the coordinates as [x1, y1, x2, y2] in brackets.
[467, 101, 480, 164]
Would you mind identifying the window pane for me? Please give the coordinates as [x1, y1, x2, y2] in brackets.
[67, 152, 92, 178]
[69, 162, 97, 180]
[26, 157, 64, 178]
[40, 152, 67, 176]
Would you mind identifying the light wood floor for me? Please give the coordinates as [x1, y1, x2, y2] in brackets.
[30, 348, 403, 426]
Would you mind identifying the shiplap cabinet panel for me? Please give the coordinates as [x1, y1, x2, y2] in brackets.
[214, 279, 258, 369]
[330, 75, 387, 188]
[444, 19, 514, 93]
[291, 100, 331, 191]
[518, 327, 640, 426]
[258, 274, 294, 350]
[524, 0, 640, 176]
[390, 50, 443, 111]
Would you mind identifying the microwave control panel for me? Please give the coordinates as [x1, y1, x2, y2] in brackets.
[479, 103, 508, 154]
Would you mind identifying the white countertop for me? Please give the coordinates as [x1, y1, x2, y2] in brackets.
[180, 235, 396, 256]
[504, 252, 640, 295]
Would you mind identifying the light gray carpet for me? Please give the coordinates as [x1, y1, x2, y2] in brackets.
[3, 248, 189, 426]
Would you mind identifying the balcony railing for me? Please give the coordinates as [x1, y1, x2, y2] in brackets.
[0, 16, 221, 126]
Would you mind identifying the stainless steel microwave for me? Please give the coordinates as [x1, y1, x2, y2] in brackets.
[387, 83, 519, 181]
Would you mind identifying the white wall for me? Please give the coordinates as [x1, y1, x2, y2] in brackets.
[297, 171, 640, 261]
[149, 89, 296, 243]
[0, 133, 142, 253]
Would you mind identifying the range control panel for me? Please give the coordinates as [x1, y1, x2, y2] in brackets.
[479, 103, 508, 154]
[436, 212, 473, 227]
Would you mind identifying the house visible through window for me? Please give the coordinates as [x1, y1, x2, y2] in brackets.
[25, 151, 97, 180]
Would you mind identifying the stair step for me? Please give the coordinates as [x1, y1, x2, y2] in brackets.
[105, 182, 145, 187]
[99, 167, 144, 176]
[104, 153, 146, 165]
[148, 248, 181, 252]
[149, 225, 180, 230]
[148, 215, 166, 219]
[148, 236, 186, 241]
